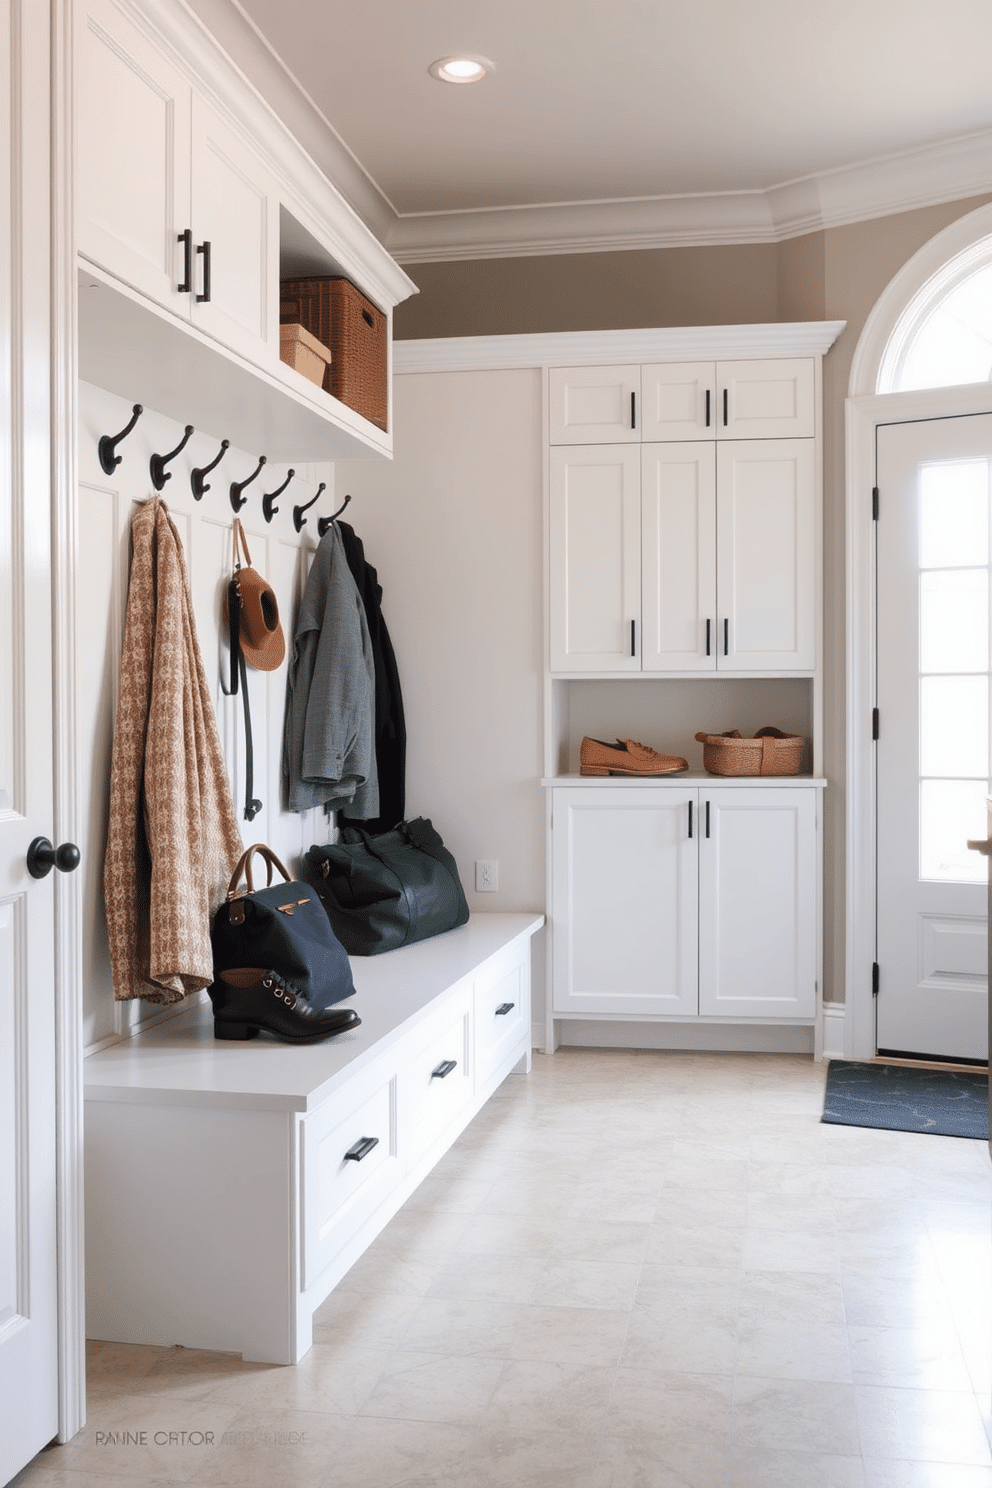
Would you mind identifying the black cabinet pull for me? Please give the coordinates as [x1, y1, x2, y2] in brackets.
[344, 1136, 379, 1163]
[431, 1059, 457, 1080]
[723, 388, 729, 426]
[495, 1002, 515, 1016]
[178, 228, 192, 293]
[704, 389, 711, 427]
[705, 801, 710, 838]
[705, 618, 711, 656]
[630, 618, 636, 657]
[196, 240, 211, 303]
[724, 618, 729, 656]
[688, 801, 693, 839]
[631, 391, 636, 430]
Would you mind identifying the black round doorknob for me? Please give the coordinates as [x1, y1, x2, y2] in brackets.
[27, 836, 81, 879]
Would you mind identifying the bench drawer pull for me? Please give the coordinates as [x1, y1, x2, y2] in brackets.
[495, 1002, 515, 1016]
[344, 1136, 379, 1162]
[431, 1059, 457, 1080]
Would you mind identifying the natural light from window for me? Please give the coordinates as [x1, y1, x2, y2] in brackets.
[918, 459, 991, 882]
[887, 258, 992, 393]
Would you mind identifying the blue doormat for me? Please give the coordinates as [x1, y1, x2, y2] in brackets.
[822, 1060, 988, 1140]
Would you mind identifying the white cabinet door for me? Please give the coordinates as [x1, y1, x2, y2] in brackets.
[698, 787, 816, 1019]
[716, 439, 816, 671]
[642, 442, 717, 671]
[552, 787, 698, 1016]
[76, 0, 192, 314]
[189, 93, 278, 365]
[641, 362, 717, 440]
[549, 365, 640, 445]
[718, 358, 815, 440]
[549, 444, 642, 672]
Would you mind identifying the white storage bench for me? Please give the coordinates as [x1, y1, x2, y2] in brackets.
[84, 913, 543, 1364]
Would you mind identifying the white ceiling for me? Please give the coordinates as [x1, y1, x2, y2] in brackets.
[222, 0, 992, 261]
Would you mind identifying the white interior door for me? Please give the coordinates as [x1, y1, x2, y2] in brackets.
[876, 414, 992, 1061]
[0, 0, 59, 1468]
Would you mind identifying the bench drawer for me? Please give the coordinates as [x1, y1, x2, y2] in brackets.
[475, 953, 528, 1090]
[301, 1068, 399, 1288]
[405, 991, 473, 1164]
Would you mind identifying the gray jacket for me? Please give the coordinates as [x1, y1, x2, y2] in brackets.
[284, 524, 379, 815]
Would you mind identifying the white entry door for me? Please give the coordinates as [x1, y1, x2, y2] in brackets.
[0, 0, 61, 1476]
[876, 414, 992, 1061]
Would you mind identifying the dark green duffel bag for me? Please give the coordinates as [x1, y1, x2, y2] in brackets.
[305, 818, 469, 955]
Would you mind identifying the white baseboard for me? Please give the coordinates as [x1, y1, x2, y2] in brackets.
[820, 1002, 846, 1061]
[552, 1020, 815, 1054]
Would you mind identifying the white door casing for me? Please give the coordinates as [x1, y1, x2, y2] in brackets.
[874, 415, 991, 1061]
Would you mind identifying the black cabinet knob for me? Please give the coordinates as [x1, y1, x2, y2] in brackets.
[27, 837, 81, 879]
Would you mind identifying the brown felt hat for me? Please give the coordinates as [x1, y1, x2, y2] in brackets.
[230, 566, 285, 671]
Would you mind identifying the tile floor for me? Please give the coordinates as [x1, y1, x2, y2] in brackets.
[12, 1049, 992, 1488]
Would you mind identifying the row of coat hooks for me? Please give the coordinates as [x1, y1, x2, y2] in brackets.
[98, 403, 351, 533]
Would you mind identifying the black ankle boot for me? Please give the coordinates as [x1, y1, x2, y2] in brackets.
[209, 967, 361, 1043]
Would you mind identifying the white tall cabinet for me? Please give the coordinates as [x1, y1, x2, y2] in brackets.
[543, 324, 841, 1052]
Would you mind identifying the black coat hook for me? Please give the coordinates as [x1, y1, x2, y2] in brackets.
[229, 455, 267, 512]
[292, 481, 326, 532]
[98, 404, 143, 475]
[317, 493, 351, 538]
[191, 438, 229, 500]
[150, 425, 194, 491]
[262, 468, 295, 524]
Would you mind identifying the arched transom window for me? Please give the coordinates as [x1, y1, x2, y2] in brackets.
[879, 238, 992, 393]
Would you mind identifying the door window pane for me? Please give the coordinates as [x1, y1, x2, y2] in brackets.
[920, 779, 988, 882]
[920, 569, 988, 674]
[919, 460, 989, 568]
[920, 676, 988, 777]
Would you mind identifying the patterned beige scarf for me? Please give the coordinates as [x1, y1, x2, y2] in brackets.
[104, 500, 243, 1003]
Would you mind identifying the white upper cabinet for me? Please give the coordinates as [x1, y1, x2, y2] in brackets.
[77, 1, 193, 311]
[552, 358, 815, 444]
[187, 92, 278, 364]
[77, 0, 277, 366]
[716, 439, 816, 672]
[549, 444, 642, 672]
[548, 365, 641, 444]
[551, 438, 815, 674]
[74, 0, 415, 459]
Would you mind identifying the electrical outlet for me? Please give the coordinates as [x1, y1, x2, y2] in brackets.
[475, 859, 499, 892]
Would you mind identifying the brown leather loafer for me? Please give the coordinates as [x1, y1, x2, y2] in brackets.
[579, 736, 688, 776]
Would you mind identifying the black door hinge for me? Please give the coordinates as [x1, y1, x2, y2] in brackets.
[872, 962, 880, 996]
[872, 707, 879, 740]
[872, 486, 879, 520]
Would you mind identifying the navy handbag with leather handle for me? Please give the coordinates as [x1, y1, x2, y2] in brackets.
[211, 843, 355, 1006]
[305, 818, 469, 955]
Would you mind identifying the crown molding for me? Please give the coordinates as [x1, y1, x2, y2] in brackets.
[393, 322, 847, 375]
[179, 0, 992, 266]
[385, 128, 992, 264]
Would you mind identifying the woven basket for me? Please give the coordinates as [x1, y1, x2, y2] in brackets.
[280, 275, 388, 431]
[694, 727, 805, 777]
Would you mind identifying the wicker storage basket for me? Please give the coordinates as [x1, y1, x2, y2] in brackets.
[280, 275, 388, 431]
[694, 727, 805, 777]
[279, 322, 332, 388]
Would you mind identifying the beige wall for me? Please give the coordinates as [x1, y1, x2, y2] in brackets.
[390, 193, 992, 1004]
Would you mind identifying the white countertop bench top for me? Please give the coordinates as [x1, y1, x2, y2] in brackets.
[84, 912, 544, 1114]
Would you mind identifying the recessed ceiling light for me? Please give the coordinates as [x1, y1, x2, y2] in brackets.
[429, 55, 494, 85]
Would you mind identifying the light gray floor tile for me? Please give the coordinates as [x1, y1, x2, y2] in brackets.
[18, 1048, 992, 1488]
[855, 1385, 992, 1467]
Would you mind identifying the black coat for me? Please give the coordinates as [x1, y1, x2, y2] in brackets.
[336, 521, 406, 832]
